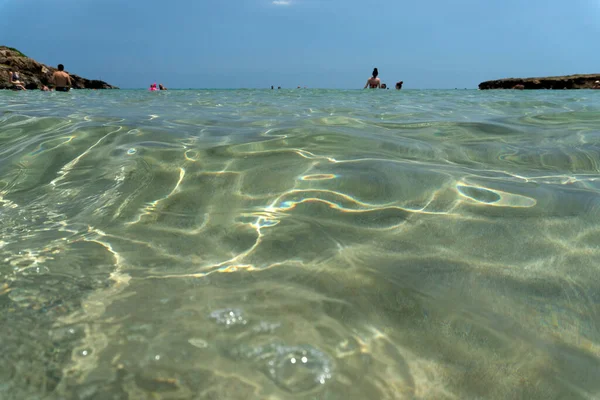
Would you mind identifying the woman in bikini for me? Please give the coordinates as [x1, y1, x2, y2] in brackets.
[364, 68, 381, 89]
[8, 70, 26, 91]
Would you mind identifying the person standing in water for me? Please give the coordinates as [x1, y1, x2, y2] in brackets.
[52, 64, 72, 92]
[364, 68, 381, 88]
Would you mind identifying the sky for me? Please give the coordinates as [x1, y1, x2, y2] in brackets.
[1, 0, 600, 89]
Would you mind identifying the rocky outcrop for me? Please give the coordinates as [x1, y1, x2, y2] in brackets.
[479, 74, 600, 90]
[0, 46, 117, 90]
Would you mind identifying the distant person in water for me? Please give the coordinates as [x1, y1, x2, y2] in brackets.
[150, 83, 158, 91]
[593, 81, 600, 89]
[381, 83, 387, 89]
[41, 85, 51, 91]
[159, 84, 167, 90]
[8, 70, 26, 90]
[364, 68, 381, 88]
[395, 81, 403, 90]
[52, 64, 72, 92]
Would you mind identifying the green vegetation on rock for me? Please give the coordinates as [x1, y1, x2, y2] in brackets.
[5, 47, 26, 57]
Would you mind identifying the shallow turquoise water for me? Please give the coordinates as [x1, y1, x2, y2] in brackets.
[1, 89, 600, 399]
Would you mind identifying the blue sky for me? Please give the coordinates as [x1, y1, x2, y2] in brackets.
[1, 0, 599, 89]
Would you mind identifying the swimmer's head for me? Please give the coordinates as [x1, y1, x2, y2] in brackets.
[58, 64, 64, 71]
[372, 68, 378, 78]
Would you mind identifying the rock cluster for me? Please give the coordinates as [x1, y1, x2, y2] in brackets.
[479, 74, 600, 90]
[0, 46, 117, 90]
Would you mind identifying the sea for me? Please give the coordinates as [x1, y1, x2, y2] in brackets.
[1, 89, 600, 399]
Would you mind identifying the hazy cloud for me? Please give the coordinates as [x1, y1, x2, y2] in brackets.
[272, 0, 291, 5]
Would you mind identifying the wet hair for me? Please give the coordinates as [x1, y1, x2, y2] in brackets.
[58, 64, 64, 71]
[372, 68, 378, 78]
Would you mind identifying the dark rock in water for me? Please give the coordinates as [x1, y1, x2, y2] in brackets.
[479, 74, 600, 90]
[0, 46, 118, 90]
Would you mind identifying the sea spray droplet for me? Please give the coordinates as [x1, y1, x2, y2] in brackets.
[224, 342, 334, 393]
[252, 321, 281, 334]
[266, 345, 333, 393]
[209, 308, 248, 328]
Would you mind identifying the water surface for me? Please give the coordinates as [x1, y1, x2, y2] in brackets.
[1, 89, 600, 399]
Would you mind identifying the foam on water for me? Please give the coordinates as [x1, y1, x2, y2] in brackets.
[1, 89, 600, 399]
